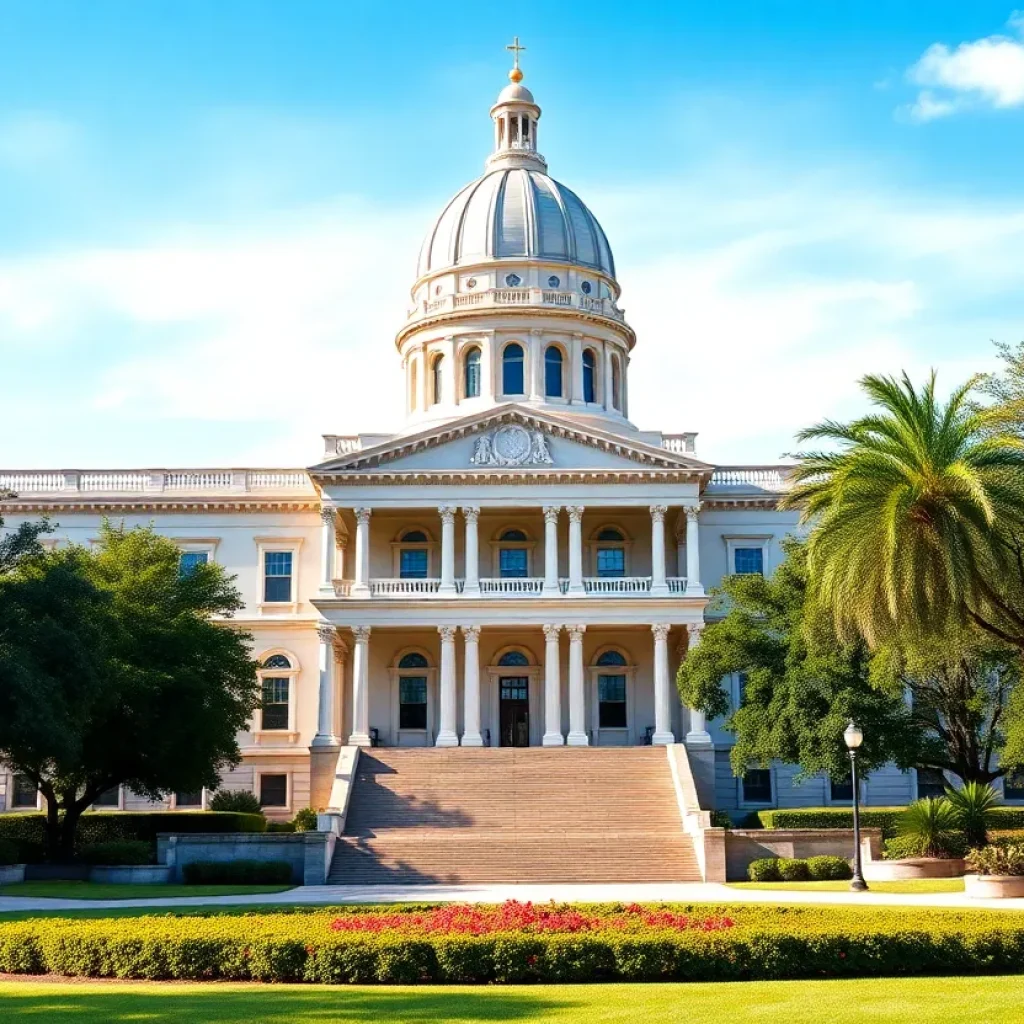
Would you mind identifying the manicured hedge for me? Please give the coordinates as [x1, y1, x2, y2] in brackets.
[757, 807, 1024, 838]
[182, 860, 294, 885]
[0, 812, 267, 862]
[3, 904, 1024, 983]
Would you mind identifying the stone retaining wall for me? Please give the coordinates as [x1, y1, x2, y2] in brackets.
[725, 828, 883, 881]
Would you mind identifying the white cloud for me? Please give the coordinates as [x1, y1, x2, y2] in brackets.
[904, 13, 1024, 119]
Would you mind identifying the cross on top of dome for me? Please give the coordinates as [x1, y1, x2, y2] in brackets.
[490, 37, 543, 172]
[506, 35, 526, 82]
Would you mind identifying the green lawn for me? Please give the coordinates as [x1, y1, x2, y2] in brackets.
[0, 977, 1021, 1023]
[0, 881, 294, 901]
[728, 879, 965, 894]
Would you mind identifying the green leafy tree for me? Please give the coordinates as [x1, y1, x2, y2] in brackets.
[0, 521, 259, 860]
[677, 538, 913, 782]
[781, 371, 1024, 650]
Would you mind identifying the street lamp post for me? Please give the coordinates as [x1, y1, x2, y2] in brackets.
[844, 720, 869, 892]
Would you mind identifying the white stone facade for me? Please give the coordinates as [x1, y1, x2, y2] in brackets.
[0, 63, 987, 819]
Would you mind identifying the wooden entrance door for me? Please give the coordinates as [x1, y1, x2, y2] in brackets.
[499, 676, 530, 747]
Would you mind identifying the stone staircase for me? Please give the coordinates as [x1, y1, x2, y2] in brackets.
[327, 746, 701, 884]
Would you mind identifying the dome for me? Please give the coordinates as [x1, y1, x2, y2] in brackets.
[416, 168, 616, 281]
[495, 82, 535, 105]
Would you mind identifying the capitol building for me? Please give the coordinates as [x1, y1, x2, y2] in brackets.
[0, 53, 929, 877]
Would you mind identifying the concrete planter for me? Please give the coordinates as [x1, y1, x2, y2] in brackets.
[964, 874, 1024, 899]
[88, 865, 171, 885]
[0, 865, 26, 885]
[863, 857, 965, 881]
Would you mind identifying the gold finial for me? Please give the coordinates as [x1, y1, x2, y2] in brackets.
[506, 35, 525, 82]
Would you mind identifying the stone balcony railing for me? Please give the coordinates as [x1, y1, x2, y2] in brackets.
[332, 576, 689, 599]
[706, 466, 795, 493]
[407, 287, 626, 325]
[0, 469, 316, 497]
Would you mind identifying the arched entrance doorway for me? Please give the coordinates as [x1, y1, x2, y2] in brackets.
[496, 649, 531, 747]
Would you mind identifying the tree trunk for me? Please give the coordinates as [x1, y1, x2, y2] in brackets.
[42, 796, 64, 864]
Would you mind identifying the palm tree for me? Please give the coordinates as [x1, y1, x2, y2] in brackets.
[781, 372, 1024, 648]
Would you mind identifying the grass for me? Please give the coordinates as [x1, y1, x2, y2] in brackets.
[0, 882, 294, 901]
[0, 977, 1021, 1022]
[728, 879, 965, 894]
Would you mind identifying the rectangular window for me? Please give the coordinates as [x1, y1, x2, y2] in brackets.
[92, 786, 120, 808]
[12, 774, 38, 809]
[499, 548, 528, 578]
[399, 676, 428, 730]
[742, 769, 772, 804]
[596, 548, 625, 578]
[917, 767, 947, 800]
[1005, 770, 1024, 800]
[261, 677, 290, 731]
[830, 777, 853, 802]
[399, 548, 429, 579]
[263, 551, 293, 603]
[178, 550, 209, 578]
[734, 547, 764, 575]
[175, 791, 203, 807]
[598, 674, 627, 728]
[736, 671, 749, 708]
[260, 774, 288, 808]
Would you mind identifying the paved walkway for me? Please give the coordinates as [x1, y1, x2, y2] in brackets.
[3, 881, 1024, 913]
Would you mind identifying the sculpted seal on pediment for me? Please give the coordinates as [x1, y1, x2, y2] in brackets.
[471, 425, 554, 467]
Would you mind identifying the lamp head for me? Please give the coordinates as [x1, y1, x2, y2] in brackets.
[844, 720, 864, 751]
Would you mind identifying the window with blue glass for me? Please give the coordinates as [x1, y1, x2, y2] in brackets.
[544, 346, 563, 398]
[830, 776, 853, 802]
[742, 769, 772, 804]
[498, 650, 530, 667]
[464, 347, 481, 398]
[595, 528, 626, 578]
[917, 767, 947, 799]
[263, 551, 293, 603]
[261, 677, 290, 730]
[502, 343, 525, 394]
[498, 529, 529, 578]
[399, 676, 428, 730]
[734, 547, 764, 575]
[398, 530, 429, 579]
[179, 550, 209, 577]
[596, 651, 628, 729]
[582, 349, 596, 403]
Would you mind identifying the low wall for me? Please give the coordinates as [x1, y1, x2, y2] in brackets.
[158, 832, 335, 886]
[89, 865, 171, 884]
[725, 828, 883, 881]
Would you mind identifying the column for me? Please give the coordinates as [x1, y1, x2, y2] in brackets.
[528, 328, 544, 400]
[570, 332, 584, 405]
[542, 506, 560, 594]
[313, 624, 341, 745]
[652, 623, 674, 745]
[685, 622, 712, 745]
[567, 506, 585, 594]
[319, 505, 337, 594]
[651, 505, 669, 596]
[417, 343, 429, 411]
[602, 345, 614, 411]
[352, 508, 372, 597]
[461, 625, 482, 746]
[439, 506, 457, 594]
[567, 623, 588, 745]
[436, 625, 459, 746]
[348, 626, 372, 746]
[462, 507, 480, 595]
[542, 624, 564, 745]
[684, 504, 704, 596]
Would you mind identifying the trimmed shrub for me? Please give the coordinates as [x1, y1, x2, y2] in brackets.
[757, 806, 1024, 838]
[4, 902, 1024, 983]
[747, 858, 782, 882]
[181, 860, 294, 885]
[0, 839, 21, 866]
[78, 841, 153, 866]
[209, 790, 262, 815]
[967, 842, 1024, 876]
[777, 858, 810, 882]
[266, 821, 297, 833]
[292, 808, 318, 832]
[806, 855, 852, 880]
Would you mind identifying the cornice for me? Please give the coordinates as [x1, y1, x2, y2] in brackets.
[0, 498, 321, 515]
[321, 469, 705, 486]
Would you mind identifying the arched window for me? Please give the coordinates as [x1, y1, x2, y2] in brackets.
[263, 654, 292, 670]
[595, 527, 626, 578]
[582, 349, 596, 403]
[502, 343, 525, 395]
[398, 652, 429, 669]
[497, 528, 530, 578]
[397, 528, 430, 579]
[596, 649, 628, 728]
[611, 355, 621, 410]
[596, 650, 627, 667]
[498, 650, 530, 667]
[500, 529, 527, 541]
[396, 651, 429, 730]
[544, 346, 563, 398]
[431, 354, 444, 405]
[464, 347, 481, 399]
[257, 651, 298, 733]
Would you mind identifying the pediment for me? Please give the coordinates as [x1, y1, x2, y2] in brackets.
[310, 406, 712, 481]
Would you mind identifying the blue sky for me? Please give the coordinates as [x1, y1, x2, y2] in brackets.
[1, 1, 1021, 467]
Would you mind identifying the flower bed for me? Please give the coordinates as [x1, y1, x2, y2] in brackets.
[4, 901, 1024, 983]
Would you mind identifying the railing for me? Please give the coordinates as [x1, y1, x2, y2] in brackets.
[478, 577, 545, 595]
[0, 469, 315, 497]
[369, 578, 442, 596]
[333, 580, 353, 598]
[661, 434, 697, 455]
[408, 288, 625, 324]
[323, 436, 362, 457]
[583, 576, 652, 594]
[709, 466, 792, 491]
[666, 577, 688, 593]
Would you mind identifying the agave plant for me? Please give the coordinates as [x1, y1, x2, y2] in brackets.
[945, 781, 1000, 848]
[896, 797, 965, 859]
